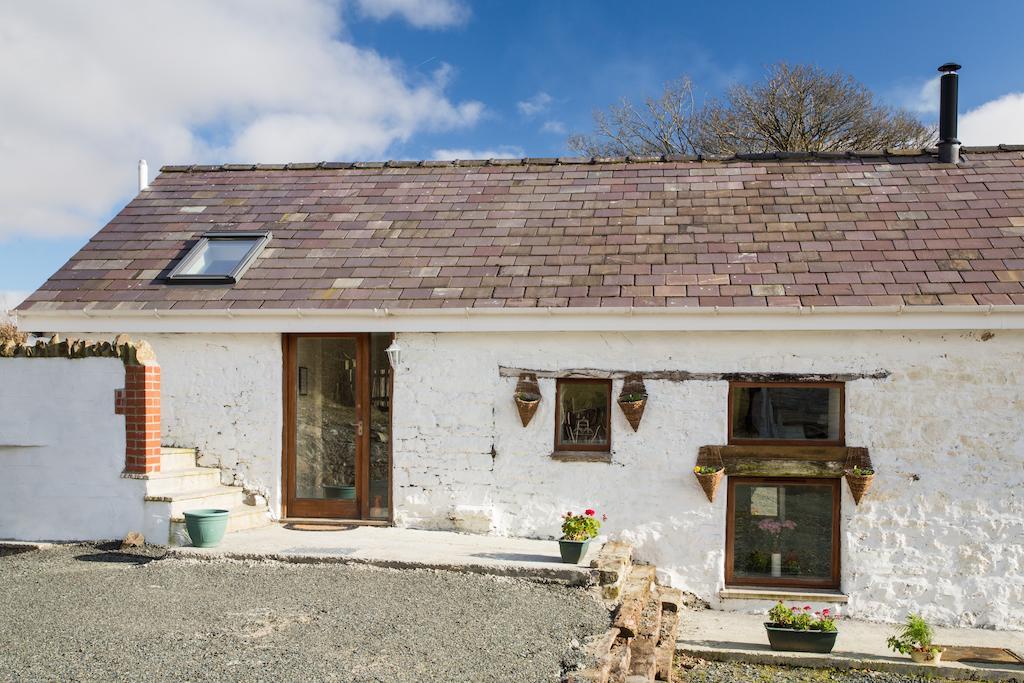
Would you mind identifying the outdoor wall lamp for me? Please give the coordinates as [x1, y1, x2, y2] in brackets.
[385, 339, 402, 370]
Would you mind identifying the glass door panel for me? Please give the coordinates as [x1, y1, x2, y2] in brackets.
[368, 333, 393, 519]
[291, 337, 360, 517]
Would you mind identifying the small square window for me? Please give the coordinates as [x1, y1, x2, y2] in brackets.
[555, 379, 612, 452]
[729, 382, 844, 445]
[167, 231, 270, 284]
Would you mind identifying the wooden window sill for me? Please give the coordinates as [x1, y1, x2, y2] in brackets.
[550, 451, 612, 463]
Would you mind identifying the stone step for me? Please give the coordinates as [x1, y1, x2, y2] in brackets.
[655, 599, 682, 682]
[168, 504, 271, 546]
[141, 467, 223, 497]
[627, 594, 663, 681]
[614, 565, 657, 638]
[593, 540, 634, 601]
[568, 627, 620, 683]
[160, 447, 197, 471]
[606, 637, 631, 683]
[145, 486, 247, 516]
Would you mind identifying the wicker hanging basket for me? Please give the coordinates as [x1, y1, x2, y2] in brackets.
[513, 372, 541, 427]
[845, 471, 874, 505]
[844, 447, 875, 506]
[617, 373, 648, 432]
[694, 467, 725, 503]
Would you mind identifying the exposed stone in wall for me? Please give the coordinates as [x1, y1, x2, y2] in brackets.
[0, 333, 155, 366]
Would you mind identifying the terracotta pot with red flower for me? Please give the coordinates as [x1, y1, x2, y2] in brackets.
[558, 508, 606, 564]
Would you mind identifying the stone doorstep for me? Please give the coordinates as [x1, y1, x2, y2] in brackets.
[676, 644, 1024, 683]
[719, 587, 849, 603]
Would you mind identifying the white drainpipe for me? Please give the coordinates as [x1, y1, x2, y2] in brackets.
[138, 159, 149, 192]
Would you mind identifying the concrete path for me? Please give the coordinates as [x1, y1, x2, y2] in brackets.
[678, 609, 1024, 681]
[168, 524, 597, 585]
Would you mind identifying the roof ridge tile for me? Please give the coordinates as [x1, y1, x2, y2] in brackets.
[155, 145, 1023, 174]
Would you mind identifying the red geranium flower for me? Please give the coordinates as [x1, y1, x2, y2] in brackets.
[585, 509, 595, 516]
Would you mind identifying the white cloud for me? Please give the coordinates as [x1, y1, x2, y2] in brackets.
[960, 93, 1024, 146]
[431, 146, 524, 160]
[353, 0, 468, 28]
[516, 92, 553, 117]
[0, 1, 482, 241]
[890, 76, 940, 116]
[541, 120, 566, 135]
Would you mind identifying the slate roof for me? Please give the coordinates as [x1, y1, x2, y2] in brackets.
[19, 147, 1024, 312]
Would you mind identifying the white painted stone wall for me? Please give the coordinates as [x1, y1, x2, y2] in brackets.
[390, 330, 1024, 631]
[0, 357, 146, 540]
[125, 333, 284, 516]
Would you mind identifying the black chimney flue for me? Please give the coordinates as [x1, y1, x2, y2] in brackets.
[938, 62, 961, 163]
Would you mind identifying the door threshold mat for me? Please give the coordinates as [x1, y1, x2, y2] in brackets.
[283, 523, 359, 532]
[936, 645, 1024, 665]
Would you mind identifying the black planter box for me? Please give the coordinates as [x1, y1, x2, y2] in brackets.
[764, 624, 838, 653]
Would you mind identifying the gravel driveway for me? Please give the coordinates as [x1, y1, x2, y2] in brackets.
[0, 544, 609, 682]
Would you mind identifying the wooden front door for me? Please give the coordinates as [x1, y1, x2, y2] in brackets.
[284, 333, 390, 519]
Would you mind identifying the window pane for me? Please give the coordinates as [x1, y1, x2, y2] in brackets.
[180, 239, 256, 276]
[731, 385, 841, 441]
[557, 380, 610, 449]
[731, 481, 835, 584]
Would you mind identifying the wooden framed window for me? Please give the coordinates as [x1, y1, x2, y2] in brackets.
[555, 378, 612, 453]
[725, 477, 841, 589]
[728, 382, 844, 446]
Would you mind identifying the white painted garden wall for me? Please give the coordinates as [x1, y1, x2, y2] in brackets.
[390, 329, 1024, 631]
[0, 357, 145, 540]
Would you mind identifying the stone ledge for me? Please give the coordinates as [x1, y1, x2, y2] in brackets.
[551, 451, 613, 463]
[720, 587, 849, 604]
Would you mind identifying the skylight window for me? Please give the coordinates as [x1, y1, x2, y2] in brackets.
[167, 231, 270, 284]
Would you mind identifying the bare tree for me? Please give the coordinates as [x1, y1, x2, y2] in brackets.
[567, 78, 701, 156]
[570, 63, 935, 156]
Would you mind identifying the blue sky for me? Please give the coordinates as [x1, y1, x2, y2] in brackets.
[3, 0, 1024, 309]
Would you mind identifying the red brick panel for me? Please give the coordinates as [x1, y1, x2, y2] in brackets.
[122, 364, 161, 474]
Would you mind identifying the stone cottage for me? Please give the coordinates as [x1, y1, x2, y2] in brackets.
[11, 146, 1024, 630]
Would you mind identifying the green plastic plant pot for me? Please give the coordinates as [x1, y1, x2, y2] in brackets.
[558, 539, 591, 564]
[183, 508, 230, 548]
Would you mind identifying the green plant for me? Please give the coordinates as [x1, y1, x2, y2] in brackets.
[514, 391, 539, 402]
[886, 614, 941, 657]
[619, 392, 647, 403]
[747, 550, 770, 573]
[851, 466, 874, 477]
[766, 602, 838, 632]
[693, 465, 722, 475]
[561, 509, 605, 541]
